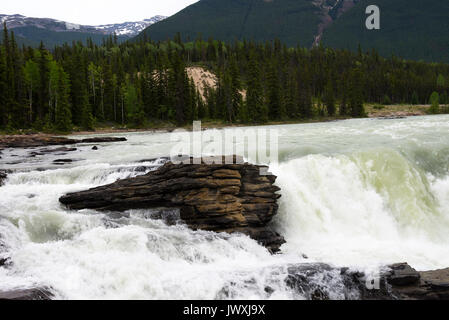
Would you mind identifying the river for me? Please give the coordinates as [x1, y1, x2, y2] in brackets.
[0, 115, 448, 299]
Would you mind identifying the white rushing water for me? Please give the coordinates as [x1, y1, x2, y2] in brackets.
[0, 115, 449, 299]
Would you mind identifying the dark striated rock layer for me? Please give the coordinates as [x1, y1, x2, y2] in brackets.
[0, 288, 53, 300]
[60, 157, 285, 252]
[0, 135, 126, 149]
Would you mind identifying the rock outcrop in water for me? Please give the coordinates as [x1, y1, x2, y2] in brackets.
[60, 156, 285, 252]
[0, 170, 8, 186]
[387, 263, 449, 300]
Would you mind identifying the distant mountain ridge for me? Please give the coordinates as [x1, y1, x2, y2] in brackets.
[0, 13, 166, 46]
[93, 16, 167, 36]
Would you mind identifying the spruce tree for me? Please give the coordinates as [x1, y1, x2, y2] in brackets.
[0, 47, 7, 128]
[411, 91, 419, 105]
[37, 42, 50, 122]
[324, 80, 336, 116]
[54, 67, 72, 132]
[246, 53, 267, 123]
[349, 69, 366, 117]
[267, 62, 285, 120]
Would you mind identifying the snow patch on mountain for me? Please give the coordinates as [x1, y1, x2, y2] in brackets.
[0, 14, 166, 37]
[93, 16, 166, 36]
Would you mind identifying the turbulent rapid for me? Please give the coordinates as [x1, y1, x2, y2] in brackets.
[1, 115, 449, 299]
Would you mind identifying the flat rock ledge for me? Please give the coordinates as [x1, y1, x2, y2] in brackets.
[274, 262, 449, 300]
[60, 156, 285, 253]
[0, 134, 126, 149]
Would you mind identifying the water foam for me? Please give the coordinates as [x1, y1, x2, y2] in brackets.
[273, 150, 449, 270]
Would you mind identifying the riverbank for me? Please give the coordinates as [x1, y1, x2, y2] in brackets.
[56, 104, 446, 136]
[0, 104, 439, 137]
[365, 104, 430, 118]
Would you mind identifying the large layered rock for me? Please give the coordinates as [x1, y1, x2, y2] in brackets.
[60, 157, 285, 252]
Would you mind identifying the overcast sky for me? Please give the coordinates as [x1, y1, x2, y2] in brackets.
[2, 0, 199, 25]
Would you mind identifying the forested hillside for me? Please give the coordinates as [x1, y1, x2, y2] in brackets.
[139, 0, 322, 47]
[140, 0, 449, 63]
[5, 26, 125, 48]
[1, 23, 449, 133]
[321, 0, 449, 63]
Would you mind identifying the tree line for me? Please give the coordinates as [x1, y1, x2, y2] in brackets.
[1, 25, 449, 133]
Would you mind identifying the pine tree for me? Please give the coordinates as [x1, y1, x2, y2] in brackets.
[2, 23, 15, 128]
[285, 70, 298, 118]
[69, 49, 93, 129]
[37, 42, 50, 122]
[324, 80, 336, 116]
[54, 66, 72, 132]
[246, 53, 267, 123]
[411, 91, 419, 105]
[229, 57, 242, 122]
[0, 46, 8, 128]
[349, 69, 366, 117]
[267, 62, 285, 120]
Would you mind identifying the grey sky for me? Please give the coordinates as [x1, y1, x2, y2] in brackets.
[2, 0, 198, 25]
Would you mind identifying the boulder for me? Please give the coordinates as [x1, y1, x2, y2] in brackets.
[60, 156, 285, 252]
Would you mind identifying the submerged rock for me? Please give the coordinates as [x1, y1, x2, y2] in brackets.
[53, 159, 74, 164]
[60, 156, 285, 252]
[0, 170, 7, 186]
[28, 147, 78, 157]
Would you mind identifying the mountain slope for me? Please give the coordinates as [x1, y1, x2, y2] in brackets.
[0, 14, 166, 47]
[320, 0, 449, 63]
[139, 0, 324, 47]
[139, 0, 449, 63]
